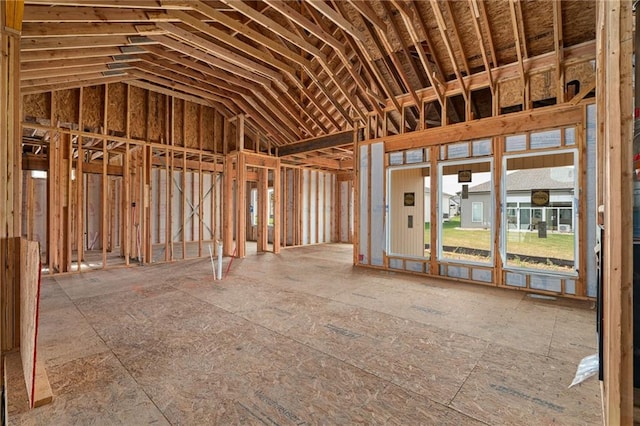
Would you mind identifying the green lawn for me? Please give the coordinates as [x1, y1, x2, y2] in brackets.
[425, 216, 574, 261]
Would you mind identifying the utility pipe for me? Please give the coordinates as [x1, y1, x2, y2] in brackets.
[208, 244, 216, 279]
[216, 240, 223, 280]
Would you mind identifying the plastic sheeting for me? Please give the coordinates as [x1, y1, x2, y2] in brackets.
[586, 104, 598, 298]
[359, 144, 369, 264]
[370, 143, 385, 266]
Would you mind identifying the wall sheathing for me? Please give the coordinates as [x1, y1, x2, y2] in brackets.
[585, 104, 597, 298]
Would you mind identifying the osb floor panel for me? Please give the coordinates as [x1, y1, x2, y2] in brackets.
[8, 244, 601, 425]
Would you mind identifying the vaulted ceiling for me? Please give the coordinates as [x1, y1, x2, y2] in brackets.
[21, 0, 596, 147]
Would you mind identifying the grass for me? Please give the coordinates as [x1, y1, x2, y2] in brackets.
[424, 216, 574, 261]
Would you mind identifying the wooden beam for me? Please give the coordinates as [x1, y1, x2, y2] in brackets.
[429, 0, 468, 103]
[21, 35, 141, 51]
[25, 0, 174, 8]
[127, 68, 231, 104]
[277, 130, 355, 157]
[21, 73, 133, 94]
[299, 3, 375, 122]
[21, 55, 135, 72]
[394, 0, 444, 107]
[332, 0, 402, 120]
[384, 104, 583, 152]
[21, 64, 127, 81]
[514, 0, 528, 59]
[101, 141, 108, 268]
[126, 80, 216, 108]
[23, 121, 231, 157]
[366, 18, 420, 108]
[304, 0, 365, 43]
[166, 10, 300, 78]
[148, 35, 273, 89]
[382, 1, 427, 88]
[553, 0, 565, 103]
[216, 0, 321, 57]
[382, 41, 596, 112]
[508, 0, 527, 91]
[23, 6, 167, 23]
[443, 0, 470, 76]
[263, 0, 344, 55]
[476, 0, 497, 68]
[467, 0, 494, 93]
[569, 80, 596, 106]
[155, 21, 286, 88]
[0, 17, 22, 253]
[346, 0, 386, 31]
[283, 155, 341, 170]
[22, 22, 157, 37]
[597, 0, 634, 423]
[188, 1, 313, 68]
[5, 0, 24, 31]
[20, 46, 129, 62]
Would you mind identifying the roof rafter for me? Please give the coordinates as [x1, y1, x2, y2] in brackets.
[508, 0, 527, 92]
[181, 0, 337, 134]
[300, 2, 382, 119]
[382, 1, 427, 89]
[148, 34, 272, 89]
[21, 34, 152, 51]
[166, 9, 297, 75]
[155, 21, 287, 88]
[390, 0, 444, 109]
[467, 0, 494, 94]
[281, 3, 365, 125]
[303, 0, 366, 43]
[22, 72, 132, 92]
[346, 0, 385, 31]
[21, 63, 130, 81]
[23, 5, 171, 22]
[553, 0, 564, 102]
[21, 55, 135, 72]
[475, 0, 497, 68]
[366, 15, 420, 108]
[442, 0, 470, 76]
[428, 0, 468, 104]
[211, 0, 353, 127]
[333, 0, 402, 118]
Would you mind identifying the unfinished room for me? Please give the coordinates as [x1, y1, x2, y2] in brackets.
[0, 0, 636, 424]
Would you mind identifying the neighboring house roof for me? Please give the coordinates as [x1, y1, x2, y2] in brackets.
[469, 167, 574, 193]
[425, 187, 455, 198]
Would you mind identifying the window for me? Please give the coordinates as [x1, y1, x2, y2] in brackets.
[250, 188, 258, 226]
[268, 189, 274, 226]
[502, 151, 577, 273]
[472, 202, 483, 223]
[438, 158, 493, 264]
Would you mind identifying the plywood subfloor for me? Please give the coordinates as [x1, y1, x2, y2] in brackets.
[8, 244, 601, 424]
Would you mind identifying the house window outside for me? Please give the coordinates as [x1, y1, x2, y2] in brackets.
[502, 156, 577, 274]
[472, 202, 483, 223]
[506, 202, 518, 229]
[268, 189, 275, 226]
[250, 188, 275, 227]
[250, 188, 258, 226]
